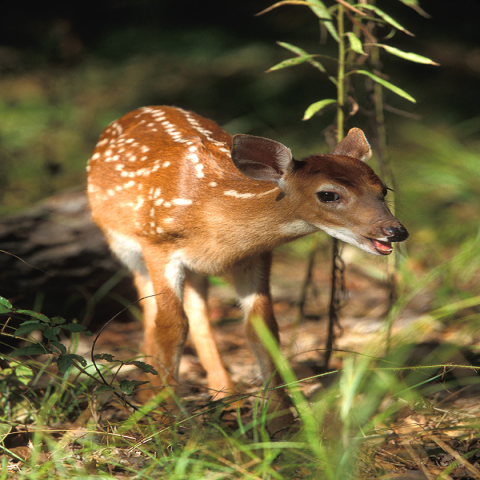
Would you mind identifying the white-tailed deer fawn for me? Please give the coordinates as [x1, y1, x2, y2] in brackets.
[87, 106, 408, 434]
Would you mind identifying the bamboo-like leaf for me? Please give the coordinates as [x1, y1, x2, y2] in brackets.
[303, 99, 336, 120]
[372, 44, 439, 65]
[277, 41, 309, 56]
[355, 4, 414, 36]
[309, 0, 340, 42]
[346, 32, 365, 55]
[355, 70, 416, 103]
[308, 0, 332, 20]
[398, 0, 431, 18]
[257, 0, 319, 16]
[267, 54, 320, 72]
[277, 42, 327, 72]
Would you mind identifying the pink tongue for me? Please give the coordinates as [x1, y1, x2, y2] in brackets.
[372, 239, 392, 252]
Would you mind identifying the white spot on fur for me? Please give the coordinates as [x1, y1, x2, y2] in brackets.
[194, 163, 204, 178]
[133, 197, 144, 211]
[172, 198, 192, 206]
[224, 190, 254, 199]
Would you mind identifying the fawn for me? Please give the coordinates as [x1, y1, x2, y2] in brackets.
[87, 106, 408, 434]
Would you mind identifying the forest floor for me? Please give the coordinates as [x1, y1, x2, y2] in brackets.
[68, 250, 480, 479]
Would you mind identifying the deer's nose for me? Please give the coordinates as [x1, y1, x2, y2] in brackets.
[383, 225, 409, 242]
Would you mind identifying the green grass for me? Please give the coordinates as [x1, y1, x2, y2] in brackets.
[2, 278, 479, 479]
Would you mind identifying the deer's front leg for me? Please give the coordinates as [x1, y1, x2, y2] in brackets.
[137, 247, 189, 397]
[233, 252, 294, 435]
[184, 270, 234, 398]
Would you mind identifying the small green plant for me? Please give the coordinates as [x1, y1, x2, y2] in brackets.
[259, 0, 437, 364]
[0, 295, 162, 407]
[1, 296, 91, 374]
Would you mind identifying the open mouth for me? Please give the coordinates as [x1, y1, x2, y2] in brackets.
[369, 238, 393, 255]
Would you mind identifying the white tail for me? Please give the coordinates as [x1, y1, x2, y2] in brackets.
[87, 106, 408, 434]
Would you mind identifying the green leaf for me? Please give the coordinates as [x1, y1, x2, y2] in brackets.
[267, 54, 321, 72]
[0, 296, 13, 313]
[94, 353, 115, 362]
[97, 385, 116, 393]
[11, 343, 49, 357]
[57, 354, 74, 374]
[15, 309, 50, 322]
[128, 361, 158, 376]
[346, 32, 365, 55]
[355, 70, 416, 103]
[398, 0, 431, 18]
[303, 99, 336, 120]
[67, 353, 87, 367]
[14, 321, 46, 337]
[119, 379, 147, 396]
[50, 316, 66, 325]
[277, 42, 327, 72]
[57, 353, 87, 373]
[309, 0, 340, 42]
[373, 44, 439, 65]
[277, 41, 308, 56]
[257, 0, 319, 15]
[50, 340, 67, 354]
[61, 323, 89, 333]
[356, 4, 414, 36]
[8, 361, 34, 386]
[43, 326, 62, 340]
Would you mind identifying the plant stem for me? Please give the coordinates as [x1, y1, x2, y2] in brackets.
[370, 42, 398, 352]
[325, 4, 346, 368]
[336, 4, 345, 142]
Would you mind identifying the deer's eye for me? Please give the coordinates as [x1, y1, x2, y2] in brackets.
[317, 191, 340, 203]
[382, 184, 393, 198]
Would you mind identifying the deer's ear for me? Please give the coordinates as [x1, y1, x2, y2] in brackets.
[231, 134, 293, 187]
[332, 128, 372, 162]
